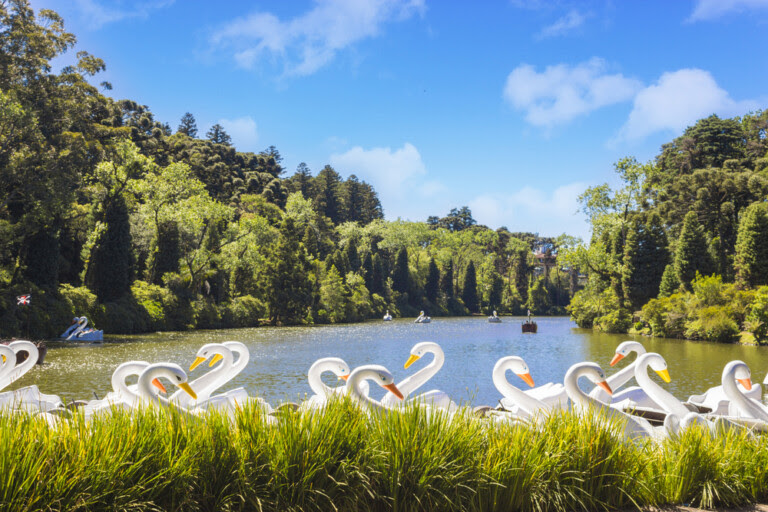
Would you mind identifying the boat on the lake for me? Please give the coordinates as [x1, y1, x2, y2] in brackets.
[60, 316, 103, 342]
[383, 310, 393, 321]
[488, 311, 502, 323]
[414, 311, 431, 323]
[522, 320, 537, 333]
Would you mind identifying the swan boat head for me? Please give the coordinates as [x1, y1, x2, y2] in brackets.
[190, 343, 232, 370]
[726, 360, 753, 391]
[143, 363, 197, 401]
[610, 341, 647, 367]
[404, 341, 442, 369]
[494, 356, 535, 387]
[641, 353, 672, 383]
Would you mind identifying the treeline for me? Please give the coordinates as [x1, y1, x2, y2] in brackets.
[564, 110, 768, 343]
[0, 2, 574, 338]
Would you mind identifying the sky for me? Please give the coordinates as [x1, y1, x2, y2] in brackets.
[29, 0, 768, 240]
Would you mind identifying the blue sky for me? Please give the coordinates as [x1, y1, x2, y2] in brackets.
[30, 0, 768, 239]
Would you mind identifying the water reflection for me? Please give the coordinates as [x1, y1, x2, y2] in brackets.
[7, 317, 768, 406]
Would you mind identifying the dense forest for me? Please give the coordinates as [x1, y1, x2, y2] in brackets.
[564, 110, 768, 343]
[0, 2, 575, 338]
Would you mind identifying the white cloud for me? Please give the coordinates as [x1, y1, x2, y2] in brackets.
[688, 0, 768, 21]
[617, 69, 757, 141]
[330, 142, 426, 192]
[503, 58, 642, 127]
[468, 182, 589, 239]
[536, 9, 588, 39]
[219, 117, 259, 152]
[211, 0, 426, 76]
[72, 0, 174, 28]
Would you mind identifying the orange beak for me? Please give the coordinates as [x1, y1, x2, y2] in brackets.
[738, 378, 753, 391]
[152, 378, 167, 393]
[597, 380, 613, 395]
[609, 353, 625, 367]
[383, 382, 404, 400]
[339, 375, 349, 381]
[517, 372, 535, 388]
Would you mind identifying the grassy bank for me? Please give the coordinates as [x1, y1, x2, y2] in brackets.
[3, 400, 768, 512]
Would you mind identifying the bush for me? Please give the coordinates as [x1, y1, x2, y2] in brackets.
[746, 286, 768, 341]
[222, 295, 265, 328]
[685, 305, 740, 343]
[595, 308, 632, 333]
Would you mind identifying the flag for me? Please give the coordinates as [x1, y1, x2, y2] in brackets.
[16, 294, 31, 306]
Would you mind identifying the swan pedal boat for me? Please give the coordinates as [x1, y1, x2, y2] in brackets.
[60, 316, 103, 342]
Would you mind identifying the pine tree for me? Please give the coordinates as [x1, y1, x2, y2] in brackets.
[22, 229, 59, 290]
[440, 261, 454, 298]
[177, 112, 197, 138]
[345, 238, 360, 272]
[622, 213, 669, 310]
[735, 203, 768, 288]
[206, 123, 232, 145]
[149, 221, 180, 285]
[392, 248, 409, 293]
[302, 225, 318, 258]
[425, 258, 440, 303]
[674, 211, 713, 291]
[288, 163, 313, 197]
[371, 253, 385, 295]
[312, 165, 346, 224]
[488, 272, 503, 312]
[362, 252, 374, 291]
[87, 196, 132, 302]
[658, 263, 679, 297]
[462, 261, 479, 312]
[267, 217, 313, 325]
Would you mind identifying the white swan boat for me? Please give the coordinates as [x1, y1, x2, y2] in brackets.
[60, 316, 103, 342]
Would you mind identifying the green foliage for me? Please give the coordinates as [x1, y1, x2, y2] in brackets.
[685, 305, 740, 343]
[391, 247, 409, 294]
[658, 263, 680, 297]
[735, 202, 768, 288]
[622, 213, 668, 310]
[675, 211, 714, 291]
[461, 260, 479, 313]
[86, 195, 132, 301]
[5, 401, 768, 511]
[425, 258, 439, 304]
[746, 286, 768, 342]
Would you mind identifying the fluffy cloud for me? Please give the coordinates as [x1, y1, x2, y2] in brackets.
[468, 182, 589, 239]
[330, 142, 426, 192]
[536, 10, 588, 39]
[503, 58, 642, 127]
[72, 0, 174, 28]
[617, 69, 757, 141]
[219, 117, 259, 152]
[211, 0, 425, 76]
[688, 0, 768, 21]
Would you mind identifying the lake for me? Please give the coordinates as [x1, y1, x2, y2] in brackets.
[7, 316, 768, 406]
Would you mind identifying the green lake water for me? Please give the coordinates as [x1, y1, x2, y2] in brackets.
[7, 316, 768, 406]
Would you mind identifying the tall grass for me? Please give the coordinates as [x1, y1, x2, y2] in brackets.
[2, 400, 768, 511]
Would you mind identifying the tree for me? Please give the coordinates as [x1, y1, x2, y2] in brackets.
[361, 252, 374, 291]
[658, 263, 679, 297]
[440, 261, 454, 299]
[674, 211, 714, 291]
[345, 238, 360, 272]
[267, 217, 313, 325]
[392, 247, 409, 293]
[287, 163, 313, 198]
[462, 260, 479, 312]
[621, 213, 669, 310]
[312, 165, 346, 224]
[371, 253, 385, 295]
[177, 112, 197, 137]
[425, 258, 439, 303]
[734, 203, 768, 288]
[86, 196, 132, 301]
[487, 272, 503, 313]
[206, 123, 231, 145]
